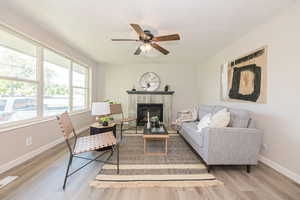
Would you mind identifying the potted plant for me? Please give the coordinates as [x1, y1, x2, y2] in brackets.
[104, 99, 119, 104]
[151, 116, 160, 128]
[98, 116, 111, 126]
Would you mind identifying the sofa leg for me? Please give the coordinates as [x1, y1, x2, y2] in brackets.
[246, 165, 251, 173]
[207, 165, 211, 173]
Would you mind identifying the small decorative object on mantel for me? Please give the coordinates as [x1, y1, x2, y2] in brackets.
[221, 46, 267, 104]
[132, 85, 136, 91]
[164, 84, 169, 92]
[139, 72, 161, 91]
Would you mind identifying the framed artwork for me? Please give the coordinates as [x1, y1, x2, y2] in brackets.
[221, 46, 267, 103]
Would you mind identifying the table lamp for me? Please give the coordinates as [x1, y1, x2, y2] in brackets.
[91, 102, 111, 126]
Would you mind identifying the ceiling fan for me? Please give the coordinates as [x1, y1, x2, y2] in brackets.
[111, 24, 180, 55]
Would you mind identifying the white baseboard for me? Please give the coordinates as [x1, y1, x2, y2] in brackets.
[0, 126, 89, 174]
[259, 155, 300, 184]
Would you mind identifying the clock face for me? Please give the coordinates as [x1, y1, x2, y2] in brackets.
[139, 72, 160, 91]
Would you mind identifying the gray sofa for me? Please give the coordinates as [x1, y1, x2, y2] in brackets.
[180, 105, 262, 173]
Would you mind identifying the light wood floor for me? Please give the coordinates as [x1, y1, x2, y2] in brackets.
[1, 130, 300, 200]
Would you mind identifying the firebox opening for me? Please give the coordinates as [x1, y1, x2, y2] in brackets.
[137, 103, 163, 126]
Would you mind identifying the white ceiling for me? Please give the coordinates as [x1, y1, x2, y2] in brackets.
[0, 0, 295, 65]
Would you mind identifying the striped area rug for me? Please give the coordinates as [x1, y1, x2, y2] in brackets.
[90, 131, 223, 188]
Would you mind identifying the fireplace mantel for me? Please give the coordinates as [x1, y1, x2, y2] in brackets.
[126, 90, 175, 95]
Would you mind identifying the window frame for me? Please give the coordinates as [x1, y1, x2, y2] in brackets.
[0, 25, 91, 129]
[71, 62, 90, 112]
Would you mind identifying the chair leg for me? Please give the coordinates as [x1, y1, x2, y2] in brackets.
[117, 144, 120, 174]
[120, 123, 123, 140]
[207, 165, 212, 173]
[63, 154, 73, 190]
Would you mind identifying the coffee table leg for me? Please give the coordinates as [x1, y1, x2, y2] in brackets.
[165, 138, 168, 155]
[144, 138, 146, 154]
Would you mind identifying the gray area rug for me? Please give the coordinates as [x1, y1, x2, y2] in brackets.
[90, 132, 223, 188]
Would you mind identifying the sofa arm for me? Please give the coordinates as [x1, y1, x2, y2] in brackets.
[201, 127, 263, 165]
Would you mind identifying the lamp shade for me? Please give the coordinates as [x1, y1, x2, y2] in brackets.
[91, 102, 110, 116]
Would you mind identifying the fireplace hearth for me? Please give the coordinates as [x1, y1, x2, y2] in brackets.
[137, 104, 163, 126]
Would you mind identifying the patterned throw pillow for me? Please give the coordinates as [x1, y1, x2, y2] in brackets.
[210, 108, 230, 128]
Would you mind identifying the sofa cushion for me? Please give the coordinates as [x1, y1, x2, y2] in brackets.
[198, 105, 214, 120]
[181, 122, 204, 147]
[228, 108, 250, 128]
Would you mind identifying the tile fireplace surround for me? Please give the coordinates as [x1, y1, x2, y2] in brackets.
[127, 91, 174, 127]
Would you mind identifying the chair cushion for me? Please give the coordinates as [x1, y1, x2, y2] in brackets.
[228, 108, 250, 128]
[198, 105, 214, 120]
[181, 122, 204, 147]
[74, 132, 116, 154]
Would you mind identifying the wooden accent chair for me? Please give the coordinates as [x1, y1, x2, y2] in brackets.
[110, 104, 137, 138]
[56, 112, 119, 190]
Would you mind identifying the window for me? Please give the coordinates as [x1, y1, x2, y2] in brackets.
[0, 29, 37, 124]
[43, 49, 70, 116]
[72, 63, 89, 111]
[0, 26, 91, 127]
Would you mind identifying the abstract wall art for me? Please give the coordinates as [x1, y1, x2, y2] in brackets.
[221, 47, 267, 103]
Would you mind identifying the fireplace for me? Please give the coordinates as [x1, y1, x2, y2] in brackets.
[137, 103, 163, 126]
[127, 90, 174, 127]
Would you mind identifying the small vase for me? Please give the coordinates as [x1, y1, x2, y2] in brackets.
[164, 85, 169, 92]
[102, 121, 108, 126]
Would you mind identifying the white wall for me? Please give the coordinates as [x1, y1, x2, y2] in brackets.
[0, 8, 97, 172]
[197, 2, 300, 182]
[98, 64, 199, 120]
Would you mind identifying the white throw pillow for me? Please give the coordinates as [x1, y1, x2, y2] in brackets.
[197, 113, 211, 132]
[191, 107, 198, 121]
[210, 108, 230, 128]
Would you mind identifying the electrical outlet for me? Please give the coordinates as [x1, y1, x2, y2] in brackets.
[26, 136, 32, 146]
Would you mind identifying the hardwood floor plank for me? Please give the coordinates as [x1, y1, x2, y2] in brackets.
[1, 130, 300, 200]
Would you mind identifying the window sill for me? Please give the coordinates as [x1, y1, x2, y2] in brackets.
[0, 109, 91, 134]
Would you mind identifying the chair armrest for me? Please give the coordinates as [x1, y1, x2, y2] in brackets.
[201, 127, 263, 165]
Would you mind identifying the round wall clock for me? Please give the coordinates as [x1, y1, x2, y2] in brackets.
[139, 72, 161, 91]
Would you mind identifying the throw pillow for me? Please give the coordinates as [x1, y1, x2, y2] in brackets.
[191, 107, 198, 121]
[210, 108, 230, 128]
[197, 113, 211, 132]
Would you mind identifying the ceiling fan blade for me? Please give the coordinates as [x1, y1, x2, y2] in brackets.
[111, 39, 139, 41]
[151, 43, 170, 55]
[134, 46, 142, 55]
[130, 24, 146, 38]
[152, 34, 180, 42]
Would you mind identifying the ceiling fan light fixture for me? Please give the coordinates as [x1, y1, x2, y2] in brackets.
[140, 43, 152, 53]
[112, 24, 180, 55]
